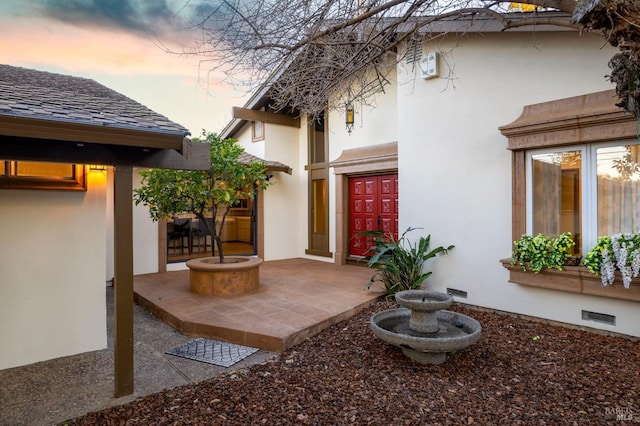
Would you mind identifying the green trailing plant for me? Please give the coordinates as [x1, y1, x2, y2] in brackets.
[583, 233, 640, 288]
[582, 236, 612, 277]
[511, 232, 576, 273]
[133, 131, 271, 263]
[360, 227, 454, 297]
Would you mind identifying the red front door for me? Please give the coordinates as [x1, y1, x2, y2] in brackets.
[349, 174, 398, 257]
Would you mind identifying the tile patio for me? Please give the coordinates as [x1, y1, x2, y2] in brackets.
[134, 258, 384, 352]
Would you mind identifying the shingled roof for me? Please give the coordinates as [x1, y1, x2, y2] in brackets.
[0, 64, 188, 135]
[239, 151, 292, 174]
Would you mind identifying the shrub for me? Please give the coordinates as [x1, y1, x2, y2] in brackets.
[361, 227, 453, 297]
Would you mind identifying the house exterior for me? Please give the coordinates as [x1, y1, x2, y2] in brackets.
[0, 64, 207, 396]
[214, 17, 640, 337]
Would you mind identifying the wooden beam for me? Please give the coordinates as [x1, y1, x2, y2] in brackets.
[232, 107, 300, 128]
[0, 115, 185, 150]
[113, 166, 134, 398]
[158, 220, 168, 273]
[0, 136, 210, 171]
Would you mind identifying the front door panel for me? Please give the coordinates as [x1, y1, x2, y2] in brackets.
[349, 174, 398, 257]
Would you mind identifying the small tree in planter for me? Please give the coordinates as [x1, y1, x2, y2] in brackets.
[134, 132, 271, 263]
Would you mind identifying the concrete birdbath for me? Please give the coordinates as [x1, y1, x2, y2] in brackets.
[370, 289, 481, 364]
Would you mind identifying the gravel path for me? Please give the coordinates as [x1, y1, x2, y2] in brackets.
[68, 301, 639, 425]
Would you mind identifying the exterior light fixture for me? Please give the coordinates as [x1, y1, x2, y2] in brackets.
[345, 102, 354, 134]
[89, 164, 107, 172]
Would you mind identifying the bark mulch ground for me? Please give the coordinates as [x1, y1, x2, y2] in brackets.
[67, 301, 639, 425]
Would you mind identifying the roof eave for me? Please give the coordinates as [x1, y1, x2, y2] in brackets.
[220, 60, 293, 138]
[406, 11, 576, 34]
[0, 115, 187, 150]
[267, 164, 293, 175]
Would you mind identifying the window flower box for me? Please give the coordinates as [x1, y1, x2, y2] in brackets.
[500, 259, 640, 303]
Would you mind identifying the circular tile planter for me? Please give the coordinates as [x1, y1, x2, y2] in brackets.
[186, 256, 263, 296]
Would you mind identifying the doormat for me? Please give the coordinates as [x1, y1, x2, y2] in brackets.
[165, 338, 259, 368]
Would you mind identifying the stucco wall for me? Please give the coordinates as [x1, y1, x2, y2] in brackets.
[236, 121, 307, 261]
[327, 68, 398, 154]
[132, 168, 160, 275]
[0, 172, 108, 369]
[395, 31, 639, 337]
[327, 68, 399, 260]
[264, 123, 306, 260]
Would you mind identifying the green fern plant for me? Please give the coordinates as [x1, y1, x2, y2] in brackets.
[360, 227, 454, 297]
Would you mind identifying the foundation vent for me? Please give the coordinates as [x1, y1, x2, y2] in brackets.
[581, 310, 616, 326]
[446, 288, 468, 299]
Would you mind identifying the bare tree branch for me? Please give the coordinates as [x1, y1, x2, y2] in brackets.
[183, 0, 640, 118]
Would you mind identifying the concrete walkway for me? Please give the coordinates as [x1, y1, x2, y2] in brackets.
[0, 259, 382, 425]
[0, 286, 276, 426]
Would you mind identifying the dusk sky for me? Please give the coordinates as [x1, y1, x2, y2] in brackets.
[0, 0, 248, 136]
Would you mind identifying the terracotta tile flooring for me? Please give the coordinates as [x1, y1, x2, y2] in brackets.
[134, 258, 384, 352]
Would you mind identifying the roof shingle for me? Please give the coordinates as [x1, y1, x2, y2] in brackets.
[0, 64, 189, 135]
[238, 151, 292, 174]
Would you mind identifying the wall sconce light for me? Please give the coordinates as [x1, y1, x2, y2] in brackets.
[345, 102, 354, 134]
[89, 164, 107, 172]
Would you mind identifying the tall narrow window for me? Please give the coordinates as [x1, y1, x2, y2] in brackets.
[310, 118, 325, 163]
[312, 178, 327, 233]
[306, 112, 331, 257]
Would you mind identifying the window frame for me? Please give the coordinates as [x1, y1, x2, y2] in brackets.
[500, 90, 640, 300]
[525, 145, 588, 253]
[0, 161, 87, 191]
[252, 121, 265, 142]
[525, 139, 640, 254]
[305, 112, 332, 258]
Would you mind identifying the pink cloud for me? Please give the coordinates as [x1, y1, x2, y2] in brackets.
[2, 16, 204, 78]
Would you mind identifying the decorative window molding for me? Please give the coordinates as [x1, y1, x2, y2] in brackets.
[252, 121, 264, 142]
[499, 90, 639, 302]
[500, 259, 640, 303]
[501, 90, 639, 243]
[0, 161, 87, 191]
[500, 90, 637, 151]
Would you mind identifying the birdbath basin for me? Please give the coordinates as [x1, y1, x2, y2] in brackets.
[395, 290, 453, 333]
[371, 289, 482, 365]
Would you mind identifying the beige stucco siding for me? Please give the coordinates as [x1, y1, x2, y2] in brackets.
[234, 120, 307, 261]
[397, 31, 639, 337]
[0, 173, 108, 369]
